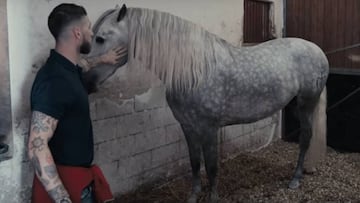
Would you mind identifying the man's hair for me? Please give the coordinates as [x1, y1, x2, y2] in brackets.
[48, 3, 87, 40]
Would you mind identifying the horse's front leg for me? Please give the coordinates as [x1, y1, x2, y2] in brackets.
[202, 126, 219, 203]
[181, 124, 202, 203]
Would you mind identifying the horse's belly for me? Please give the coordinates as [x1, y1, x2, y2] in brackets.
[221, 101, 279, 125]
[220, 87, 296, 125]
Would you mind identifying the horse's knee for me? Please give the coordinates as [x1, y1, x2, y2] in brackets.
[188, 148, 201, 173]
[203, 145, 219, 186]
[299, 131, 312, 150]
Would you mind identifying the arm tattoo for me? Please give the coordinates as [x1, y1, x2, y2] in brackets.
[44, 165, 57, 179]
[31, 153, 42, 176]
[31, 111, 56, 134]
[30, 137, 45, 152]
[30, 153, 50, 186]
[31, 111, 50, 133]
[40, 176, 50, 186]
[48, 185, 68, 201]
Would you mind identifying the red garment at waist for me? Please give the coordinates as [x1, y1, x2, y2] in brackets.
[32, 164, 113, 203]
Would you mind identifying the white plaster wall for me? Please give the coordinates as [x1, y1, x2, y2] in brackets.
[271, 0, 284, 39]
[274, 0, 284, 38]
[0, 0, 284, 202]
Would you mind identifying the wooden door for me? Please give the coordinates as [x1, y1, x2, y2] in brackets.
[286, 0, 360, 70]
[244, 0, 273, 43]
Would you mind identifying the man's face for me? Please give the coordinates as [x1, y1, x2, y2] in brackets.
[79, 16, 93, 54]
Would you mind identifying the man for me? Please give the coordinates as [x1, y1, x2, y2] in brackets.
[28, 3, 125, 203]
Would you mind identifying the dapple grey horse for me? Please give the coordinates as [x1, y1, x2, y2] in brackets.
[85, 5, 329, 202]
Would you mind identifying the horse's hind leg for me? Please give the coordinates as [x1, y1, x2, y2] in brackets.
[289, 96, 318, 189]
[202, 127, 219, 203]
[181, 124, 202, 203]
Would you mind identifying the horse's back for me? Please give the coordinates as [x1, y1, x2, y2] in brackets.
[245, 38, 329, 97]
[209, 38, 329, 124]
[167, 38, 329, 126]
[274, 38, 329, 97]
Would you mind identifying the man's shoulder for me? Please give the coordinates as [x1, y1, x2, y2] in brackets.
[34, 59, 69, 85]
[31, 67, 71, 96]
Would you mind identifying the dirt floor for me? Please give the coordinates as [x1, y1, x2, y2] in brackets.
[116, 140, 360, 203]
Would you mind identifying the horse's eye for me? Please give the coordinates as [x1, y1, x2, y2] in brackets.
[95, 36, 105, 44]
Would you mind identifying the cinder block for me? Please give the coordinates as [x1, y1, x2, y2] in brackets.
[89, 101, 96, 119]
[99, 161, 120, 183]
[110, 175, 138, 195]
[123, 152, 152, 177]
[94, 141, 115, 164]
[242, 122, 255, 135]
[114, 117, 131, 139]
[121, 111, 150, 135]
[140, 156, 190, 183]
[164, 124, 183, 144]
[220, 132, 251, 158]
[133, 127, 167, 154]
[178, 138, 189, 158]
[92, 98, 134, 120]
[92, 118, 117, 144]
[223, 125, 245, 142]
[151, 142, 179, 168]
[248, 124, 277, 152]
[145, 107, 178, 130]
[94, 136, 136, 164]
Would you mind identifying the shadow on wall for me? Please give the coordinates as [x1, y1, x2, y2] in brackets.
[0, 0, 11, 162]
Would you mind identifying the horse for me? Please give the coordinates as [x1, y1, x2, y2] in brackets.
[85, 5, 329, 202]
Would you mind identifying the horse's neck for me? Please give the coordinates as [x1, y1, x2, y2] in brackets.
[211, 37, 242, 65]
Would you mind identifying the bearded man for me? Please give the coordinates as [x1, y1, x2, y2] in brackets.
[28, 3, 124, 203]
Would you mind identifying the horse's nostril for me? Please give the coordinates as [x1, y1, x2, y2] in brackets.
[96, 36, 105, 44]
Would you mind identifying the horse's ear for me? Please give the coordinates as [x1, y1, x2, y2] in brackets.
[117, 4, 127, 22]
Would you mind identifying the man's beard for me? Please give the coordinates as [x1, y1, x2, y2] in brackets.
[79, 39, 91, 54]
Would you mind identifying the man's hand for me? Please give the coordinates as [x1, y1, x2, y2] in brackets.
[100, 46, 128, 65]
[80, 46, 128, 71]
[28, 111, 72, 202]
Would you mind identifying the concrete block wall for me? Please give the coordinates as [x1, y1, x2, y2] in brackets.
[88, 69, 188, 193]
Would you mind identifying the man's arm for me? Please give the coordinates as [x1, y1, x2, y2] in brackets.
[28, 111, 71, 203]
[80, 46, 127, 71]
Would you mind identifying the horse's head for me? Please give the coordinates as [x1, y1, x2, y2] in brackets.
[90, 4, 129, 65]
[84, 4, 129, 93]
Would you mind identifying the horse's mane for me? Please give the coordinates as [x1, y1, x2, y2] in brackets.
[127, 8, 219, 92]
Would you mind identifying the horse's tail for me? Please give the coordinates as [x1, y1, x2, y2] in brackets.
[304, 86, 327, 172]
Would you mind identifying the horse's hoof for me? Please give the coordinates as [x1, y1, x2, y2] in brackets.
[304, 167, 317, 174]
[193, 185, 201, 194]
[288, 179, 300, 189]
[209, 192, 219, 203]
[187, 194, 197, 203]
